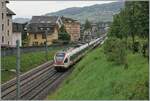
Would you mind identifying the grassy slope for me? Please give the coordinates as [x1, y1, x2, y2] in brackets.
[48, 46, 149, 100]
[1, 47, 60, 84]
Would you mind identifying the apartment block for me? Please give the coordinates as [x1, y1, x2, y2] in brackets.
[62, 17, 80, 42]
[0, 0, 15, 47]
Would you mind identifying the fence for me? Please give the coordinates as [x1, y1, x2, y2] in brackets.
[1, 45, 60, 57]
[1, 43, 77, 57]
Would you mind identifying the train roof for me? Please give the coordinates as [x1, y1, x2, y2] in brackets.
[56, 47, 74, 54]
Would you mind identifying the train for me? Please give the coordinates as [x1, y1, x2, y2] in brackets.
[53, 35, 107, 72]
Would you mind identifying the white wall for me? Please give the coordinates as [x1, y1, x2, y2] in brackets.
[12, 32, 22, 47]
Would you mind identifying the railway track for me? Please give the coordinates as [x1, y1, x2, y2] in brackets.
[1, 36, 107, 100]
[1, 61, 74, 100]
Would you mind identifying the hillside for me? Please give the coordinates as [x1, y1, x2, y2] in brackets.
[13, 18, 30, 24]
[46, 2, 124, 23]
[47, 45, 148, 99]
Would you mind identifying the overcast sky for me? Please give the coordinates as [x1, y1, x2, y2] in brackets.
[7, 1, 115, 19]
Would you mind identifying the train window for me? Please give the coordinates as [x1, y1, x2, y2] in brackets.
[64, 58, 68, 63]
[56, 53, 65, 57]
[56, 53, 65, 61]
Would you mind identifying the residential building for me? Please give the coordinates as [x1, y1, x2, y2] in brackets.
[91, 23, 98, 38]
[80, 23, 98, 42]
[26, 16, 63, 46]
[12, 23, 24, 46]
[97, 22, 111, 34]
[0, 0, 16, 47]
[62, 17, 80, 42]
[82, 29, 92, 42]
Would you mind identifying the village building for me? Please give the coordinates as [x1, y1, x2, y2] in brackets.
[12, 23, 25, 46]
[91, 23, 98, 38]
[0, 0, 16, 47]
[26, 16, 63, 46]
[62, 17, 80, 42]
[97, 22, 111, 34]
[80, 23, 98, 42]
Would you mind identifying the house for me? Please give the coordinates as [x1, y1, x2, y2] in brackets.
[0, 0, 16, 47]
[82, 29, 92, 42]
[80, 23, 98, 42]
[97, 22, 111, 34]
[12, 23, 25, 46]
[62, 17, 80, 42]
[26, 16, 63, 46]
[91, 23, 98, 38]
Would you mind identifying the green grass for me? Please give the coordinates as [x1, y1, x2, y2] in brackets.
[1, 47, 62, 84]
[47, 46, 149, 100]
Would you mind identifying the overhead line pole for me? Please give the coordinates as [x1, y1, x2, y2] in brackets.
[45, 30, 48, 61]
[16, 40, 20, 100]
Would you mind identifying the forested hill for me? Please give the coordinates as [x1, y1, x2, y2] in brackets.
[45, 2, 124, 23]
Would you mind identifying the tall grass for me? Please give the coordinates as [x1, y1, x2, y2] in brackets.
[48, 46, 148, 100]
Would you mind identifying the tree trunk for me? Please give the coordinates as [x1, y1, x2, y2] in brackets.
[131, 33, 135, 53]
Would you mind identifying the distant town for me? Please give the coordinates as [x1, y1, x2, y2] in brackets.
[1, 0, 110, 48]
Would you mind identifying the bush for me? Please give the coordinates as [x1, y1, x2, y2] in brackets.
[58, 32, 71, 43]
[127, 41, 133, 50]
[132, 41, 140, 53]
[58, 25, 71, 43]
[104, 37, 127, 65]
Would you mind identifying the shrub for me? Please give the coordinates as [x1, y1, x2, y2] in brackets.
[127, 41, 133, 50]
[132, 41, 140, 53]
[104, 37, 127, 65]
[58, 32, 70, 43]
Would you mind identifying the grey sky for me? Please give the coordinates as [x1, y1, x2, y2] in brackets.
[7, 1, 115, 18]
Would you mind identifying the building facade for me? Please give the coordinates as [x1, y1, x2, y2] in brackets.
[97, 22, 111, 34]
[0, 0, 15, 47]
[26, 16, 63, 46]
[12, 23, 24, 46]
[62, 17, 80, 42]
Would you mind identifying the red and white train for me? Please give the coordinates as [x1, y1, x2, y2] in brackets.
[53, 35, 107, 72]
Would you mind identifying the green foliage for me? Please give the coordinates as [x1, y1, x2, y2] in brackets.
[104, 37, 127, 65]
[132, 41, 140, 53]
[22, 35, 30, 47]
[47, 46, 148, 100]
[108, 1, 149, 53]
[58, 25, 70, 43]
[108, 14, 122, 38]
[84, 19, 92, 30]
[59, 25, 67, 33]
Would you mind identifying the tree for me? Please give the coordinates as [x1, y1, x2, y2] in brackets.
[108, 14, 122, 38]
[58, 25, 70, 43]
[108, 1, 149, 52]
[84, 19, 92, 30]
[104, 37, 127, 65]
[134, 1, 149, 39]
[125, 1, 149, 41]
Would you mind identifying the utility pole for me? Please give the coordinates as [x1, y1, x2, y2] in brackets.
[16, 40, 20, 100]
[39, 27, 50, 61]
[45, 30, 48, 61]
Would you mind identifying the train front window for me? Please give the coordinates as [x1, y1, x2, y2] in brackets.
[56, 53, 65, 61]
[64, 58, 68, 63]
